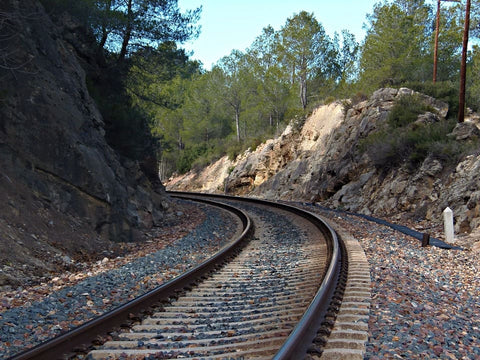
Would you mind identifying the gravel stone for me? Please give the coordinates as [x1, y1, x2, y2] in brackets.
[0, 203, 238, 358]
[315, 207, 480, 360]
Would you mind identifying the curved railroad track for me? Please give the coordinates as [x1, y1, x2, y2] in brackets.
[9, 193, 366, 360]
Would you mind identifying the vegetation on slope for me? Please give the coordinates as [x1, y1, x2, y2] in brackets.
[38, 0, 480, 179]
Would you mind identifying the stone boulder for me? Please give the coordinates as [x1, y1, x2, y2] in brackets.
[448, 121, 480, 141]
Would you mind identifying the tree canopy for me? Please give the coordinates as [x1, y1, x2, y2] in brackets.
[40, 0, 480, 179]
[359, 0, 433, 89]
[40, 0, 201, 61]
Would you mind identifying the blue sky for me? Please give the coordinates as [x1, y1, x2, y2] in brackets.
[177, 0, 375, 69]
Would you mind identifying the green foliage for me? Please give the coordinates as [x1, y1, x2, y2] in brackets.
[40, 0, 201, 61]
[467, 45, 480, 112]
[53, 0, 480, 178]
[176, 143, 209, 174]
[244, 136, 267, 153]
[226, 141, 244, 161]
[361, 120, 460, 170]
[403, 81, 459, 117]
[324, 96, 337, 105]
[387, 94, 434, 128]
[278, 11, 335, 109]
[357, 0, 465, 92]
[40, 0, 203, 177]
[360, 95, 468, 171]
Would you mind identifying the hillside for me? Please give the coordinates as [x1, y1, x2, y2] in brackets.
[167, 88, 480, 247]
[0, 0, 171, 287]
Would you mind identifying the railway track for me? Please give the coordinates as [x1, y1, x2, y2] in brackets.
[9, 193, 365, 360]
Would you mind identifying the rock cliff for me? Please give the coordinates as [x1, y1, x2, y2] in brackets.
[0, 0, 169, 286]
[167, 88, 480, 240]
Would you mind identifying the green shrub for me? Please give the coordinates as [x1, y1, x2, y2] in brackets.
[226, 142, 243, 161]
[359, 91, 473, 171]
[351, 92, 369, 104]
[176, 143, 209, 174]
[324, 96, 336, 105]
[403, 81, 458, 118]
[360, 129, 407, 169]
[387, 94, 434, 128]
[191, 156, 211, 172]
[247, 136, 265, 152]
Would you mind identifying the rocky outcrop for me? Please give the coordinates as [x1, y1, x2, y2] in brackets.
[167, 87, 480, 239]
[0, 0, 169, 285]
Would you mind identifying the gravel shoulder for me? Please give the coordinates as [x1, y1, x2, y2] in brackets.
[0, 200, 241, 358]
[316, 208, 480, 359]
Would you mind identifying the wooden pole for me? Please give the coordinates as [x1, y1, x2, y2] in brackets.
[433, 0, 441, 83]
[422, 233, 430, 247]
[458, 0, 471, 123]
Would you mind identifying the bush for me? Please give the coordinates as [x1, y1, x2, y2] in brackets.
[226, 142, 243, 161]
[361, 121, 459, 170]
[246, 136, 265, 152]
[387, 94, 434, 128]
[176, 143, 208, 174]
[323, 96, 336, 105]
[351, 92, 369, 104]
[360, 93, 469, 170]
[403, 81, 458, 119]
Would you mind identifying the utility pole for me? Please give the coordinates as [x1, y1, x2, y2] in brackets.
[458, 0, 471, 123]
[434, 0, 441, 83]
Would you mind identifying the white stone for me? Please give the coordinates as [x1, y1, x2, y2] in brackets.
[443, 207, 455, 243]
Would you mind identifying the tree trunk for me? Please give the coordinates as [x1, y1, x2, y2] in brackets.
[118, 0, 133, 62]
[99, 28, 109, 52]
[433, 0, 440, 83]
[97, 0, 112, 56]
[300, 77, 307, 110]
[177, 134, 184, 150]
[235, 108, 240, 142]
[458, 0, 471, 123]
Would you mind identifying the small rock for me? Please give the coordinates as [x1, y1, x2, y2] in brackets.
[448, 121, 480, 141]
[472, 241, 480, 253]
[61, 256, 73, 265]
[433, 345, 443, 356]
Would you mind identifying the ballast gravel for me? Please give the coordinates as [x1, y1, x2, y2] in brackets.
[0, 201, 238, 359]
[3, 198, 479, 359]
[315, 207, 480, 360]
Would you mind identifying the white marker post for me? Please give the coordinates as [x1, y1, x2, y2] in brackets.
[443, 207, 455, 244]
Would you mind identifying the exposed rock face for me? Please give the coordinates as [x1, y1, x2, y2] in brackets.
[0, 0, 168, 285]
[167, 87, 480, 237]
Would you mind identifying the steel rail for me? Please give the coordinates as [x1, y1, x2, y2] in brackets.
[8, 196, 253, 360]
[168, 191, 344, 359]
